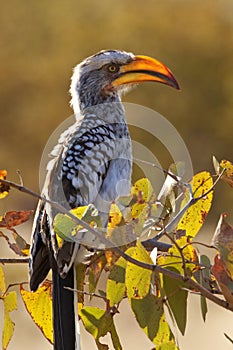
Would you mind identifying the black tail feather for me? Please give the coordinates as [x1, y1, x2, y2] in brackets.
[52, 266, 78, 350]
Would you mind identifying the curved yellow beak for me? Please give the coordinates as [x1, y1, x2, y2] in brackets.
[112, 55, 180, 90]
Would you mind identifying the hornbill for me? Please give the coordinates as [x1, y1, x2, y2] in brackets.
[29, 50, 179, 350]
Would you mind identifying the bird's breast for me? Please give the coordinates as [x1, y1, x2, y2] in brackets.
[59, 116, 132, 211]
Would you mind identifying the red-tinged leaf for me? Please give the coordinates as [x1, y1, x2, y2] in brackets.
[89, 254, 106, 295]
[212, 213, 233, 279]
[20, 282, 53, 344]
[0, 170, 10, 199]
[211, 254, 233, 307]
[0, 210, 33, 228]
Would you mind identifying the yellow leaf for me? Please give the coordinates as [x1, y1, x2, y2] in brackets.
[126, 241, 153, 299]
[108, 203, 123, 230]
[131, 203, 149, 236]
[131, 178, 154, 203]
[219, 159, 233, 187]
[0, 170, 10, 199]
[2, 291, 17, 350]
[129, 178, 156, 236]
[70, 206, 89, 218]
[0, 266, 6, 292]
[21, 248, 30, 256]
[177, 171, 213, 238]
[0, 267, 17, 350]
[131, 202, 147, 219]
[20, 282, 53, 344]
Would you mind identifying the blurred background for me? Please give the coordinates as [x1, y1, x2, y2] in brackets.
[1, 0, 233, 349]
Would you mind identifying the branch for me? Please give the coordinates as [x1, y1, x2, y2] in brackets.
[1, 177, 232, 312]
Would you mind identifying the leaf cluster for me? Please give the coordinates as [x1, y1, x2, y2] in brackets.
[1, 158, 233, 349]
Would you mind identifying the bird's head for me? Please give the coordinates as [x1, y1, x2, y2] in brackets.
[70, 49, 180, 114]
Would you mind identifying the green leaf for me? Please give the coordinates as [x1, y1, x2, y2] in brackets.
[200, 295, 207, 322]
[106, 256, 127, 307]
[53, 213, 76, 242]
[79, 306, 122, 350]
[109, 320, 122, 350]
[54, 204, 101, 244]
[125, 241, 153, 299]
[131, 294, 163, 342]
[75, 263, 87, 311]
[131, 295, 178, 349]
[163, 268, 188, 335]
[80, 307, 110, 350]
[199, 255, 212, 289]
[197, 255, 210, 322]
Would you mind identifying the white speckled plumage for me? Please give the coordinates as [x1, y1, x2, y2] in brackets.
[30, 50, 136, 287]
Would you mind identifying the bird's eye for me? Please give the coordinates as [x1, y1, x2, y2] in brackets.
[107, 64, 119, 73]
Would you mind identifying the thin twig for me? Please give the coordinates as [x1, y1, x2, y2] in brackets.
[133, 157, 183, 184]
[16, 170, 24, 187]
[64, 287, 106, 301]
[163, 232, 188, 278]
[3, 281, 28, 296]
[0, 258, 29, 264]
[183, 241, 215, 250]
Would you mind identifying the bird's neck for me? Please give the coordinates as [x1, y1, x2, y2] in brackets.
[74, 93, 126, 124]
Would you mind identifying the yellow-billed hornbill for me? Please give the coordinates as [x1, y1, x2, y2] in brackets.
[29, 50, 179, 350]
